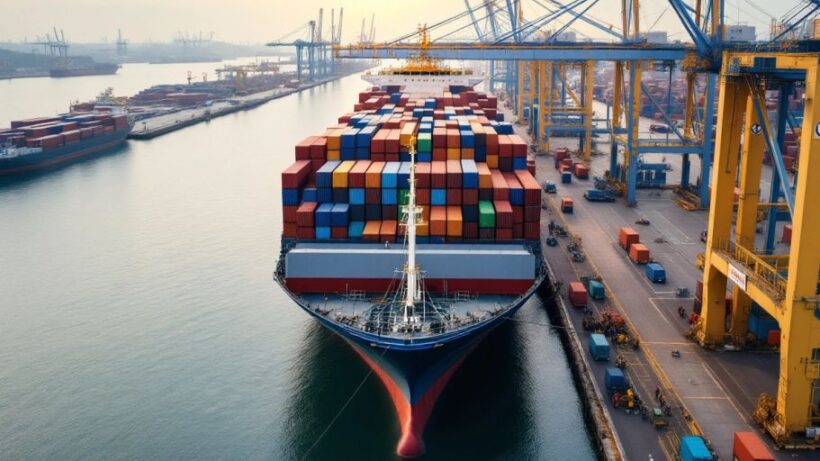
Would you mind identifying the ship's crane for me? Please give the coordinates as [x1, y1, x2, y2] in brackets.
[116, 29, 128, 56]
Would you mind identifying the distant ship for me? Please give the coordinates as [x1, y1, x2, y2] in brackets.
[0, 90, 132, 175]
[49, 62, 120, 78]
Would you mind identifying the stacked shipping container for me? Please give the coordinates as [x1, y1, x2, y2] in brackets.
[281, 87, 540, 243]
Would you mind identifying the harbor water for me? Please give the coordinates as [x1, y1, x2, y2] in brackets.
[0, 67, 596, 460]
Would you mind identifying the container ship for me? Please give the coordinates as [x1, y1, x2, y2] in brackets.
[0, 108, 132, 175]
[275, 38, 545, 458]
[49, 62, 120, 78]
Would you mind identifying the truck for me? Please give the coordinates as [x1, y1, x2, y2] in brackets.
[589, 333, 611, 361]
[646, 262, 667, 283]
[543, 180, 557, 193]
[584, 189, 616, 202]
[679, 436, 713, 461]
[733, 432, 774, 461]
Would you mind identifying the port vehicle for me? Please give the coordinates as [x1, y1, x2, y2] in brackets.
[543, 180, 556, 193]
[0, 96, 131, 175]
[274, 35, 543, 458]
[649, 123, 672, 134]
[584, 189, 616, 202]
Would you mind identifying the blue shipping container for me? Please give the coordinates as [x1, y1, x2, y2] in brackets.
[460, 130, 475, 148]
[282, 188, 300, 206]
[589, 333, 610, 361]
[461, 160, 479, 189]
[679, 436, 713, 461]
[315, 227, 332, 240]
[604, 367, 626, 391]
[315, 203, 334, 227]
[561, 172, 572, 184]
[357, 126, 377, 146]
[350, 205, 365, 222]
[431, 189, 447, 206]
[398, 162, 411, 189]
[646, 263, 666, 283]
[382, 189, 398, 205]
[349, 188, 365, 205]
[341, 128, 359, 148]
[588, 280, 605, 300]
[331, 203, 350, 227]
[355, 147, 370, 160]
[316, 161, 341, 188]
[348, 221, 365, 239]
[513, 157, 527, 170]
[303, 187, 318, 203]
[381, 162, 400, 188]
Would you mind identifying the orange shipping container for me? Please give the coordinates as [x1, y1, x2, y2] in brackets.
[447, 206, 463, 237]
[332, 160, 356, 188]
[476, 162, 493, 188]
[430, 206, 447, 236]
[399, 122, 417, 147]
[618, 227, 640, 250]
[381, 220, 398, 242]
[629, 243, 650, 264]
[363, 221, 381, 241]
[732, 432, 774, 461]
[366, 162, 385, 188]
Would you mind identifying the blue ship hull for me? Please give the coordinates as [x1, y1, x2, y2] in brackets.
[0, 129, 130, 176]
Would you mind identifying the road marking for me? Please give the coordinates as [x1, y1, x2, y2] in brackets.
[648, 298, 673, 326]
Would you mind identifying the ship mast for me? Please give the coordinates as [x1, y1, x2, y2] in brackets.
[403, 137, 422, 323]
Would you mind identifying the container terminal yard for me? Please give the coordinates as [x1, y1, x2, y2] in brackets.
[327, 0, 820, 459]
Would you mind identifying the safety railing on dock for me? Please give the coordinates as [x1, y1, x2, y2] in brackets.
[713, 239, 788, 301]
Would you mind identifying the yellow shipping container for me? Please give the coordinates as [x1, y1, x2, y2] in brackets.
[326, 128, 343, 150]
[332, 160, 356, 188]
[400, 122, 418, 147]
[447, 147, 461, 160]
[327, 149, 340, 161]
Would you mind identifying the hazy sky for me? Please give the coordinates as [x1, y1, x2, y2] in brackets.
[0, 0, 803, 44]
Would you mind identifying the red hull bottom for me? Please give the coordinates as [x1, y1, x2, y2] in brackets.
[286, 277, 532, 295]
[351, 345, 472, 458]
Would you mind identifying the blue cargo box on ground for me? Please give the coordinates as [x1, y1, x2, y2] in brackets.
[679, 436, 713, 461]
[589, 333, 610, 361]
[588, 280, 605, 300]
[646, 262, 666, 283]
[604, 367, 626, 391]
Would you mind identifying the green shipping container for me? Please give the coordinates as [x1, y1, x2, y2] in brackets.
[417, 133, 432, 152]
[399, 189, 410, 206]
[478, 200, 495, 228]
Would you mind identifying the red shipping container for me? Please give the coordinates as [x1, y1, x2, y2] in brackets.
[524, 221, 540, 240]
[503, 172, 523, 201]
[296, 227, 315, 240]
[430, 207, 447, 236]
[296, 202, 317, 227]
[493, 200, 513, 228]
[447, 189, 462, 206]
[432, 147, 447, 161]
[385, 130, 401, 153]
[310, 137, 327, 159]
[331, 227, 348, 239]
[431, 161, 447, 188]
[618, 227, 640, 250]
[371, 129, 388, 153]
[524, 205, 540, 222]
[462, 188, 478, 205]
[365, 189, 381, 204]
[508, 134, 528, 156]
[416, 162, 431, 188]
[512, 206, 524, 224]
[464, 222, 479, 239]
[498, 135, 513, 157]
[417, 188, 430, 205]
[283, 222, 297, 238]
[568, 282, 588, 307]
[433, 128, 447, 148]
[514, 170, 541, 205]
[695, 279, 704, 300]
[479, 228, 494, 240]
[283, 206, 298, 223]
[574, 164, 590, 179]
[782, 224, 792, 244]
[281, 160, 311, 188]
[629, 243, 650, 264]
[733, 432, 774, 461]
[349, 160, 371, 188]
[496, 228, 513, 240]
[295, 136, 316, 160]
[491, 170, 509, 201]
[446, 160, 462, 188]
[767, 330, 780, 347]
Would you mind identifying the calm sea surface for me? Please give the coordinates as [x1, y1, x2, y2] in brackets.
[0, 62, 596, 460]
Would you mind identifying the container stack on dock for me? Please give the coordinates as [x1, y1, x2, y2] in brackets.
[280, 87, 542, 243]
